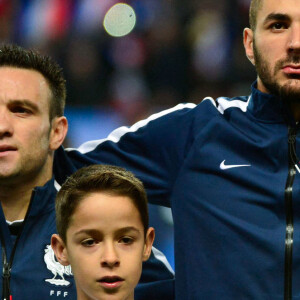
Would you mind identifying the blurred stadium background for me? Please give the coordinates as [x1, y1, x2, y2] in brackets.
[0, 0, 255, 269]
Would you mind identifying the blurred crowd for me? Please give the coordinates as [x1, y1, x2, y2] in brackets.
[0, 0, 257, 269]
[0, 0, 255, 125]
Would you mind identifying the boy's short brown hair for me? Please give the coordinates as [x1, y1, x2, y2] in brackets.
[55, 164, 149, 243]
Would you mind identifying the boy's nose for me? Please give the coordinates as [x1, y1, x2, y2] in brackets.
[100, 243, 120, 268]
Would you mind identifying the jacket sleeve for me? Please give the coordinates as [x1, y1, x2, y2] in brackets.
[135, 247, 175, 300]
[61, 103, 197, 207]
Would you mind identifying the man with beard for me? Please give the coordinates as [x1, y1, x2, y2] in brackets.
[58, 0, 300, 299]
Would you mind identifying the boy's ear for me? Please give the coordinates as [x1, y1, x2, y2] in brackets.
[49, 116, 68, 151]
[51, 234, 70, 266]
[142, 227, 155, 261]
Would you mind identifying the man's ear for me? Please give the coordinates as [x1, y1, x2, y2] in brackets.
[49, 116, 68, 150]
[51, 234, 70, 266]
[243, 28, 255, 65]
[142, 227, 155, 261]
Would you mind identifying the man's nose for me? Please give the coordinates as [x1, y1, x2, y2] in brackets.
[100, 242, 120, 268]
[0, 111, 13, 138]
[288, 25, 300, 53]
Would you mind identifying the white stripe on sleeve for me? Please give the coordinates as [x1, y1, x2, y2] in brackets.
[66, 103, 196, 154]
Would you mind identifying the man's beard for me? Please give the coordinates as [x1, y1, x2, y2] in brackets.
[253, 39, 300, 103]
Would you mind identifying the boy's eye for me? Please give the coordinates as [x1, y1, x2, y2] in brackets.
[81, 238, 96, 247]
[119, 236, 134, 245]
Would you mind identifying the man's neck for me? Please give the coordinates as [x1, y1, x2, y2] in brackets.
[0, 187, 33, 222]
[290, 102, 300, 122]
[0, 170, 53, 222]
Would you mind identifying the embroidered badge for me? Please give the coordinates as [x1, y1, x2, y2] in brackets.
[44, 245, 73, 286]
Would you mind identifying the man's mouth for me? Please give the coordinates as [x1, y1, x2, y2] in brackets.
[0, 145, 17, 154]
[98, 276, 124, 289]
[282, 64, 300, 75]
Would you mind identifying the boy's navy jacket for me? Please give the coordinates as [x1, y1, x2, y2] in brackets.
[0, 179, 174, 300]
[1, 81, 300, 299]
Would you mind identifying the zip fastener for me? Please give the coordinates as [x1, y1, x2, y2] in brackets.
[1, 241, 11, 300]
[284, 127, 298, 300]
[2, 264, 10, 300]
[0, 191, 35, 300]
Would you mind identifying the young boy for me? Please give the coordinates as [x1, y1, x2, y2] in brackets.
[51, 165, 155, 300]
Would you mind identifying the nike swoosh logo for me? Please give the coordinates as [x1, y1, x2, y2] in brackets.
[220, 160, 251, 170]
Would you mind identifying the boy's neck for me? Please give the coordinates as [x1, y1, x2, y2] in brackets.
[76, 288, 135, 300]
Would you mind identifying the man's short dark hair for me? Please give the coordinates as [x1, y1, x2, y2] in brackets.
[249, 0, 263, 31]
[55, 165, 149, 243]
[0, 44, 66, 120]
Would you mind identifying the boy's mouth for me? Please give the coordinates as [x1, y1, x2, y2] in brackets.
[98, 276, 124, 289]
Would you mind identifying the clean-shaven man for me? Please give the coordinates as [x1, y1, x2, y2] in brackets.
[0, 45, 174, 300]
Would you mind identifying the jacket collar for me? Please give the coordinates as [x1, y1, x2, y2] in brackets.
[28, 177, 57, 218]
[248, 81, 296, 125]
[0, 178, 56, 255]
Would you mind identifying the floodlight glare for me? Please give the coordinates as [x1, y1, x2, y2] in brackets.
[103, 3, 136, 37]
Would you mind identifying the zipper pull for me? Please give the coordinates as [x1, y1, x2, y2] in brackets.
[2, 263, 11, 300]
[288, 127, 300, 173]
[288, 132, 300, 172]
[295, 164, 300, 174]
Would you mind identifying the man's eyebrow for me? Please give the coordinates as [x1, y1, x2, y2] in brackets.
[8, 99, 39, 111]
[263, 13, 291, 25]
